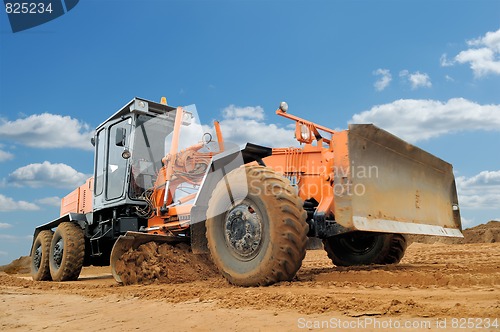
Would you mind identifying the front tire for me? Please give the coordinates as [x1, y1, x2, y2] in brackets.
[323, 232, 407, 266]
[49, 222, 85, 281]
[31, 230, 53, 281]
[206, 166, 308, 286]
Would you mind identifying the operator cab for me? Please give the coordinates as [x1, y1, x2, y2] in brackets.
[91, 98, 177, 211]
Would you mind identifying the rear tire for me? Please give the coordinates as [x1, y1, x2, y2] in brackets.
[31, 230, 53, 281]
[323, 232, 407, 266]
[206, 166, 308, 286]
[49, 222, 85, 281]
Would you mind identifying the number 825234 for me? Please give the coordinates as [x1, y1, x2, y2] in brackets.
[5, 2, 54, 14]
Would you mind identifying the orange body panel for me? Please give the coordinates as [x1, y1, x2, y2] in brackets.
[265, 141, 336, 219]
[263, 107, 337, 218]
[147, 204, 193, 234]
[60, 177, 94, 216]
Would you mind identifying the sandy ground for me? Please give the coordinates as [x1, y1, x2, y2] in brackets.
[1, 241, 499, 331]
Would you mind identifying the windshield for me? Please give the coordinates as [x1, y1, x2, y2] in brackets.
[128, 105, 221, 202]
[128, 113, 173, 199]
[166, 105, 221, 203]
[124, 103, 251, 224]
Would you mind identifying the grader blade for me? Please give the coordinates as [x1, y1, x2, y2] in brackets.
[333, 124, 462, 237]
[110, 231, 183, 283]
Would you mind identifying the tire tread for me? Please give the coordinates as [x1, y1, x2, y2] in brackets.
[49, 222, 85, 281]
[31, 230, 53, 281]
[206, 166, 308, 286]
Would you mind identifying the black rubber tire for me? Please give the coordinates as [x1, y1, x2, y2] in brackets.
[31, 230, 53, 281]
[49, 222, 85, 281]
[206, 166, 308, 286]
[323, 232, 407, 266]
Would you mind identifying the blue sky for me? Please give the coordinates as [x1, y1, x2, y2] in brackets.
[0, 0, 499, 264]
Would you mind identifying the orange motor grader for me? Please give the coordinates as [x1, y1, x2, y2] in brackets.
[30, 97, 462, 286]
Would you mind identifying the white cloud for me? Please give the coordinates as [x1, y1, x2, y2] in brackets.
[0, 149, 14, 162]
[0, 223, 12, 229]
[456, 170, 500, 209]
[459, 170, 500, 186]
[467, 28, 500, 51]
[0, 234, 32, 242]
[460, 217, 475, 228]
[440, 54, 454, 67]
[0, 251, 7, 256]
[222, 105, 265, 120]
[0, 194, 39, 211]
[0, 113, 94, 150]
[443, 28, 500, 77]
[350, 98, 500, 142]
[456, 48, 500, 77]
[7, 161, 89, 189]
[445, 75, 455, 82]
[400, 70, 432, 89]
[373, 68, 392, 91]
[212, 105, 298, 148]
[36, 196, 62, 207]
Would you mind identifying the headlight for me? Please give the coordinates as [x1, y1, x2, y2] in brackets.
[300, 124, 310, 140]
[279, 101, 288, 113]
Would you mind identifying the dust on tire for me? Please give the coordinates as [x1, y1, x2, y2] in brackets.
[49, 222, 85, 281]
[206, 165, 309, 286]
[31, 230, 53, 281]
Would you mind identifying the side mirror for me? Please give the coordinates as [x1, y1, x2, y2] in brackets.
[115, 128, 126, 147]
[202, 132, 212, 144]
[90, 137, 95, 146]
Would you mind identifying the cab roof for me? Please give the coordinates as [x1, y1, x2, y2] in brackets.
[96, 97, 177, 131]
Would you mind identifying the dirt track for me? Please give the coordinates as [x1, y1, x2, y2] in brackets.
[1, 241, 500, 331]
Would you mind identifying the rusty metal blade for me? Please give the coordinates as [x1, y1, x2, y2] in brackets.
[333, 124, 462, 237]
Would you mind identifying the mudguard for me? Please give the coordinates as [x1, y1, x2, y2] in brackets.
[30, 212, 91, 252]
[190, 143, 272, 254]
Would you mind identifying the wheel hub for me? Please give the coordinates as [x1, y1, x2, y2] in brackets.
[53, 238, 64, 267]
[340, 234, 377, 255]
[224, 203, 263, 259]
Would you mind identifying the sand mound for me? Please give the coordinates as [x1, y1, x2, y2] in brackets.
[409, 220, 500, 244]
[0, 256, 31, 274]
[114, 241, 220, 285]
[463, 220, 500, 243]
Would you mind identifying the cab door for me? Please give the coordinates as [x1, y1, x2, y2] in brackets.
[106, 119, 131, 201]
